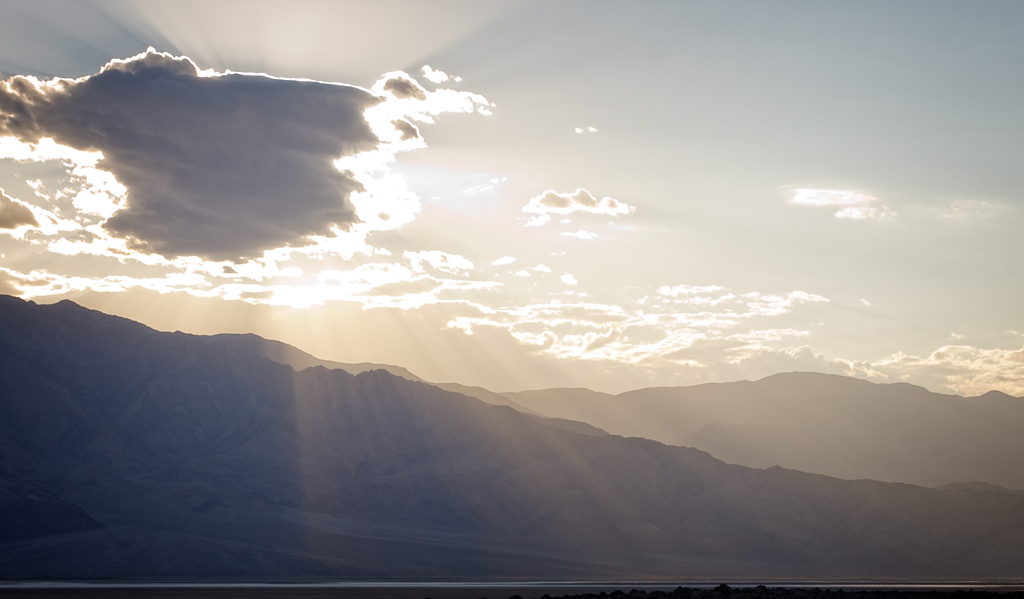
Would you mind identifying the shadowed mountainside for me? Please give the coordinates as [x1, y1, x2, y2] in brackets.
[204, 334, 538, 417]
[2, 296, 1024, 580]
[494, 377, 1024, 490]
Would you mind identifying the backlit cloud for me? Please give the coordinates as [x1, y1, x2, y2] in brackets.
[789, 189, 895, 220]
[404, 250, 474, 275]
[444, 280, 833, 374]
[420, 65, 461, 84]
[381, 74, 428, 101]
[0, 49, 380, 260]
[0, 49, 499, 316]
[876, 344, 1024, 396]
[0, 188, 38, 229]
[659, 284, 724, 297]
[523, 188, 634, 218]
[0, 49, 492, 265]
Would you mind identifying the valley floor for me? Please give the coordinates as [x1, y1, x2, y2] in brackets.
[0, 584, 1023, 599]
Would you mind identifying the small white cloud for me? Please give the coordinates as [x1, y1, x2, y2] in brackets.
[420, 65, 450, 84]
[560, 273, 578, 286]
[532, 264, 552, 273]
[834, 205, 894, 220]
[741, 291, 829, 317]
[465, 183, 495, 195]
[404, 250, 474, 275]
[943, 199, 1008, 220]
[561, 230, 597, 240]
[524, 188, 634, 217]
[950, 332, 965, 340]
[861, 298, 872, 306]
[728, 329, 811, 342]
[574, 126, 599, 134]
[514, 270, 531, 277]
[491, 256, 516, 266]
[525, 214, 551, 227]
[789, 189, 895, 220]
[659, 284, 724, 297]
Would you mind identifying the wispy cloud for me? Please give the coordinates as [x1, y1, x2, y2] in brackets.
[404, 250, 474, 275]
[561, 230, 597, 240]
[789, 188, 895, 220]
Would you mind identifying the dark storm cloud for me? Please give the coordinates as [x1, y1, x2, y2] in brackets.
[0, 188, 38, 229]
[0, 50, 382, 260]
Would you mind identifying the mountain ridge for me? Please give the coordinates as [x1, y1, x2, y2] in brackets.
[17, 297, 1024, 490]
[3, 296, 1024, 580]
[495, 372, 1024, 490]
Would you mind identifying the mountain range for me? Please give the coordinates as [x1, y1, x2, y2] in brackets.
[487, 379, 1024, 491]
[210, 326, 1024, 492]
[2, 295, 1024, 581]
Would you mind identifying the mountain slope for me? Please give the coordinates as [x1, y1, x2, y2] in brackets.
[2, 296, 1024, 580]
[504, 375, 1024, 489]
[204, 332, 426, 382]
[205, 333, 539, 416]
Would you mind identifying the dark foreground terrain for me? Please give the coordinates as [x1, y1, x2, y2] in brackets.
[1, 585, 1023, 599]
[3, 296, 1024, 580]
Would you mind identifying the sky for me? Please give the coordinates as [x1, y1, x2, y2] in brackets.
[1, 0, 1023, 395]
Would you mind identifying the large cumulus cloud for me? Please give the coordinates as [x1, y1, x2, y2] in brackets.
[0, 49, 382, 260]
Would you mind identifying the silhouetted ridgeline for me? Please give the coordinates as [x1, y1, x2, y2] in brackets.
[0, 586, 1021, 599]
[518, 588, 1024, 599]
[3, 295, 1024, 580]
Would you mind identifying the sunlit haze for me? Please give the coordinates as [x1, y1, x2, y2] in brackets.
[2, 0, 1023, 395]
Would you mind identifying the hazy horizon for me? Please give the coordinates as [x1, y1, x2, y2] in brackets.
[2, 1, 1023, 396]
[13, 293, 1022, 400]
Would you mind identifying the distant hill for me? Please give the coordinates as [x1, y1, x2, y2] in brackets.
[3, 296, 1024, 580]
[500, 375, 1024, 490]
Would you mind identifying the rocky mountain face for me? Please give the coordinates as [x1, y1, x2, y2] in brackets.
[497, 377, 1024, 490]
[2, 296, 1024, 580]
